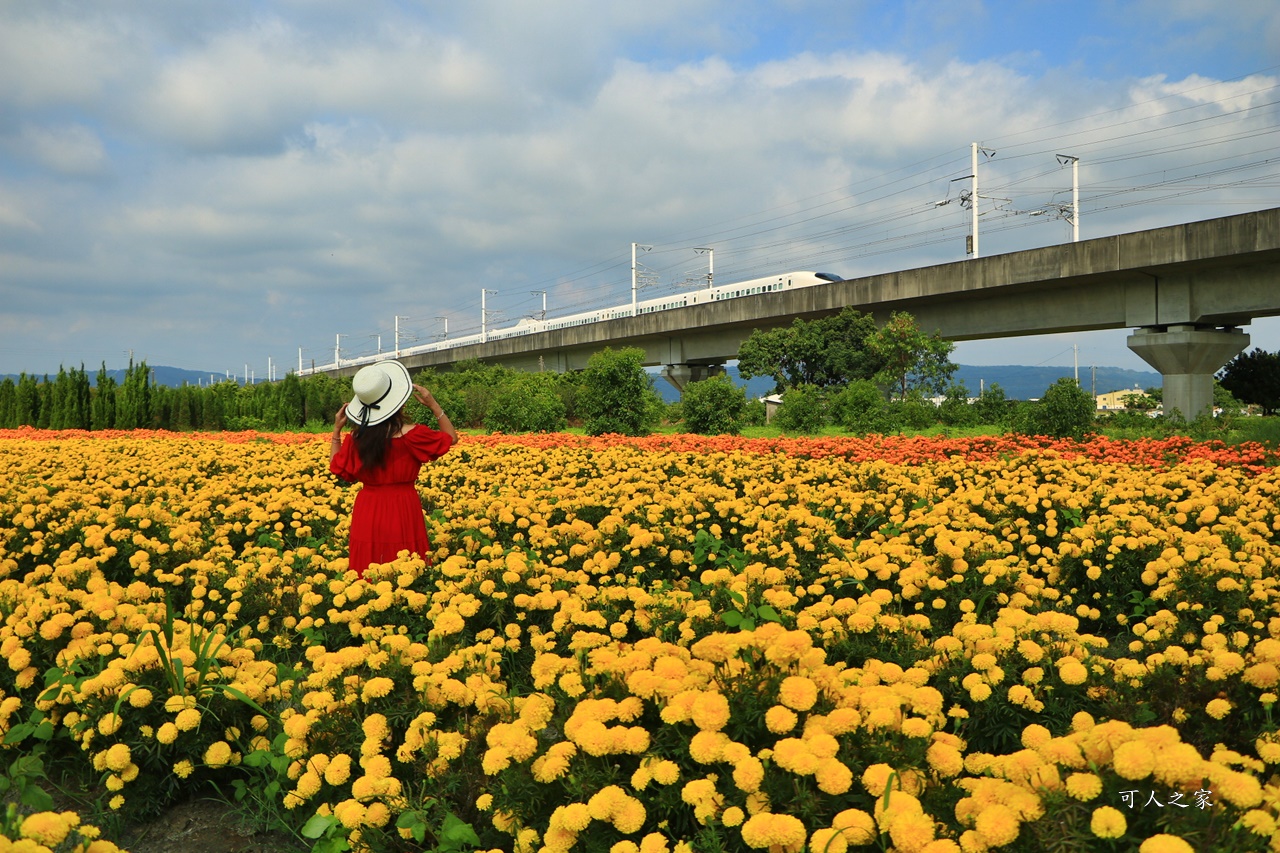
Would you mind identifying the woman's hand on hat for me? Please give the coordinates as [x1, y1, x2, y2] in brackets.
[334, 403, 349, 430]
[413, 384, 435, 406]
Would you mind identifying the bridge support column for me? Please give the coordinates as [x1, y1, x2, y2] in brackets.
[1126, 325, 1248, 420]
[661, 363, 724, 394]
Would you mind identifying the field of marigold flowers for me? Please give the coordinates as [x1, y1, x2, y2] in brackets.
[0, 427, 1278, 853]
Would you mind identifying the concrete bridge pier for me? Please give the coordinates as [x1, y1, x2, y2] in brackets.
[1126, 325, 1249, 420]
[660, 363, 724, 394]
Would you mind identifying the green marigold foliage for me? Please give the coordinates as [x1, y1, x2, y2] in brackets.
[681, 375, 747, 435]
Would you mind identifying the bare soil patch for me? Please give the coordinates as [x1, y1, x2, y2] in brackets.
[116, 799, 306, 853]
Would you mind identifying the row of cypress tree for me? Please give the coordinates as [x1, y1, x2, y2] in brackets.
[0, 362, 351, 432]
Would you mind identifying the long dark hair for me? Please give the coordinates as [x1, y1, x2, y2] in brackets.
[352, 409, 404, 472]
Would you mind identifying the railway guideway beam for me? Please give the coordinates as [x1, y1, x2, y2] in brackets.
[1126, 325, 1249, 420]
[661, 363, 725, 394]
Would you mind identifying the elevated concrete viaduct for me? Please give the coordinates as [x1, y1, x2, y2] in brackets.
[336, 207, 1280, 419]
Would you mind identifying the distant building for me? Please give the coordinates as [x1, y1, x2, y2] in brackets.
[1096, 386, 1150, 411]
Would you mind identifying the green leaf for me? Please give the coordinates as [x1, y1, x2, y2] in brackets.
[440, 813, 481, 850]
[722, 611, 743, 628]
[20, 784, 54, 811]
[243, 750, 271, 768]
[756, 605, 781, 623]
[301, 814, 338, 839]
[4, 723, 34, 745]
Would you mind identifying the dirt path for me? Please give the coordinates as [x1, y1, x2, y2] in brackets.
[116, 799, 306, 853]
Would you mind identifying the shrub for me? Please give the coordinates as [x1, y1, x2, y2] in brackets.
[774, 384, 827, 433]
[937, 382, 977, 427]
[829, 380, 890, 435]
[1017, 377, 1096, 439]
[483, 373, 567, 433]
[578, 347, 661, 436]
[972, 382, 1011, 426]
[681, 375, 747, 435]
[887, 392, 937, 431]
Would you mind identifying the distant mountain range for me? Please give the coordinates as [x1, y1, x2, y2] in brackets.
[1, 366, 243, 388]
[5, 363, 1160, 401]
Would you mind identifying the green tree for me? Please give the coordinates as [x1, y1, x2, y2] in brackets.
[1218, 348, 1280, 415]
[937, 382, 977, 427]
[972, 383, 1010, 426]
[681, 374, 748, 435]
[484, 373, 567, 433]
[774, 384, 828, 433]
[578, 347, 660, 436]
[829, 379, 891, 435]
[278, 372, 306, 429]
[869, 312, 957, 402]
[116, 360, 152, 429]
[68, 364, 91, 430]
[15, 373, 39, 426]
[1016, 378, 1096, 439]
[91, 364, 116, 430]
[0, 378, 15, 428]
[737, 307, 884, 392]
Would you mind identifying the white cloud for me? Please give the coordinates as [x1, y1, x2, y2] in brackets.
[13, 123, 109, 177]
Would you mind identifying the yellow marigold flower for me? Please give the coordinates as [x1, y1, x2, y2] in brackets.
[556, 802, 592, 832]
[861, 763, 896, 796]
[1239, 809, 1276, 836]
[815, 758, 853, 795]
[973, 804, 1020, 846]
[1058, 660, 1088, 686]
[732, 756, 765, 794]
[103, 743, 132, 773]
[109, 794, 125, 810]
[1021, 725, 1051, 749]
[831, 809, 876, 845]
[901, 718, 932, 739]
[765, 705, 798, 734]
[325, 754, 353, 786]
[174, 708, 201, 732]
[741, 812, 806, 852]
[689, 730, 729, 764]
[1112, 741, 1155, 780]
[1070, 712, 1094, 732]
[691, 692, 731, 732]
[650, 759, 680, 786]
[204, 741, 233, 768]
[1064, 773, 1102, 801]
[1090, 806, 1126, 839]
[722, 807, 745, 828]
[173, 760, 194, 779]
[127, 687, 153, 708]
[926, 743, 964, 778]
[1205, 698, 1232, 720]
[361, 677, 395, 702]
[889, 811, 936, 852]
[20, 812, 73, 847]
[1138, 834, 1195, 853]
[808, 827, 848, 853]
[778, 676, 819, 712]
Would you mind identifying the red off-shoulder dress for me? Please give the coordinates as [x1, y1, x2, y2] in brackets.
[329, 425, 454, 577]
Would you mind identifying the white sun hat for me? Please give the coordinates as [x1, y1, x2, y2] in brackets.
[347, 360, 413, 428]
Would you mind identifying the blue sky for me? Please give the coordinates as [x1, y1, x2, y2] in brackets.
[0, 0, 1277, 382]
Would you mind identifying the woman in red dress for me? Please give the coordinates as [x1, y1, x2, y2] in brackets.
[328, 360, 457, 578]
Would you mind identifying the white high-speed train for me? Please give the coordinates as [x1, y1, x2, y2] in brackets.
[325, 270, 843, 372]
